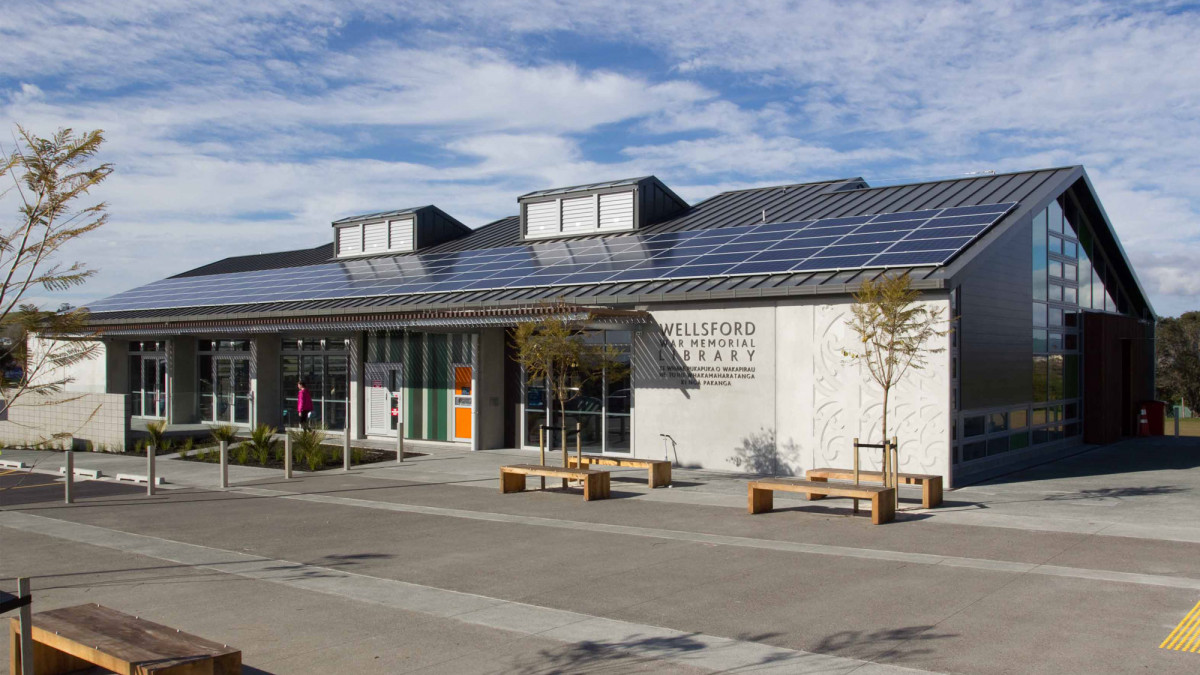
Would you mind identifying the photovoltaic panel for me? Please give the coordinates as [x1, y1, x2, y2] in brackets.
[88, 202, 1016, 313]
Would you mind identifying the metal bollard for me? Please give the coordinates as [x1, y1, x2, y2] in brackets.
[147, 445, 156, 496]
[64, 449, 74, 504]
[1176, 414, 1181, 437]
[219, 440, 228, 489]
[284, 432, 292, 479]
[396, 423, 405, 463]
[344, 424, 351, 472]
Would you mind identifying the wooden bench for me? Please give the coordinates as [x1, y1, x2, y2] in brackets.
[566, 455, 672, 488]
[9, 603, 241, 674]
[747, 479, 896, 524]
[500, 464, 611, 501]
[805, 467, 943, 508]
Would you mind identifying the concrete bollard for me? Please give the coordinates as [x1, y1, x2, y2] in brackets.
[147, 445, 156, 496]
[64, 450, 74, 504]
[284, 432, 292, 479]
[219, 440, 228, 489]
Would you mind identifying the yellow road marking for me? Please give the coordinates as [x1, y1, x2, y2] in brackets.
[1161, 599, 1200, 651]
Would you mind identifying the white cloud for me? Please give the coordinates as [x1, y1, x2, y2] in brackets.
[3, 0, 1200, 315]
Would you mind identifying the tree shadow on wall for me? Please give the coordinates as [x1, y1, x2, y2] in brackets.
[730, 428, 801, 476]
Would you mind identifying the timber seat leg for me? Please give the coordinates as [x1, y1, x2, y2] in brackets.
[922, 478, 943, 509]
[500, 470, 526, 494]
[872, 491, 895, 525]
[583, 472, 611, 501]
[650, 462, 672, 488]
[748, 485, 774, 514]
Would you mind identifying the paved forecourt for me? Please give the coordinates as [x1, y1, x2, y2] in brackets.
[1, 438, 1199, 673]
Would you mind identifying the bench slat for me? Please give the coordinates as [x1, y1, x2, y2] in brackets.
[500, 465, 611, 501]
[809, 467, 939, 481]
[806, 467, 943, 508]
[501, 464, 601, 478]
[12, 604, 240, 674]
[747, 480, 896, 524]
[566, 455, 672, 488]
[574, 455, 669, 468]
[750, 478, 889, 499]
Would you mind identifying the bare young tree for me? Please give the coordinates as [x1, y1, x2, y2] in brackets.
[510, 310, 628, 462]
[844, 271, 949, 445]
[0, 126, 112, 416]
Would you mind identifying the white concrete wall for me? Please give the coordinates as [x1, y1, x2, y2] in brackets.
[633, 296, 952, 479]
[27, 335, 108, 393]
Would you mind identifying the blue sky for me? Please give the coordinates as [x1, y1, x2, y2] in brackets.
[2, 0, 1199, 315]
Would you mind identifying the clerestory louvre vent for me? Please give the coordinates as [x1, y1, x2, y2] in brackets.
[332, 206, 469, 258]
[518, 176, 686, 241]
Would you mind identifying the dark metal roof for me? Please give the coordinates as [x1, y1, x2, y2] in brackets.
[94, 167, 1097, 327]
[171, 243, 334, 279]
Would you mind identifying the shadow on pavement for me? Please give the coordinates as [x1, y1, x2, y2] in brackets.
[1042, 485, 1188, 501]
[976, 436, 1200, 487]
[814, 624, 958, 663]
[506, 631, 763, 674]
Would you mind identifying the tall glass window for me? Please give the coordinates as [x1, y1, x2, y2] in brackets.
[1030, 197, 1086, 446]
[196, 340, 251, 425]
[522, 330, 633, 454]
[954, 193, 1132, 464]
[129, 341, 167, 418]
[281, 337, 350, 430]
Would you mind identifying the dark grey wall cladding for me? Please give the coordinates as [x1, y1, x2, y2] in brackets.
[417, 206, 472, 249]
[957, 213, 1034, 410]
[638, 176, 689, 226]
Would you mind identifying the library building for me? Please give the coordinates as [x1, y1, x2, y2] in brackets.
[57, 167, 1154, 486]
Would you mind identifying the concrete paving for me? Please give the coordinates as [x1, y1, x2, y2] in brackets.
[2, 437, 1199, 673]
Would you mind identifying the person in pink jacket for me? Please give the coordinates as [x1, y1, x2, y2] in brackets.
[297, 381, 314, 428]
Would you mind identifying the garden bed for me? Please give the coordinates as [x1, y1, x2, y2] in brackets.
[175, 442, 423, 471]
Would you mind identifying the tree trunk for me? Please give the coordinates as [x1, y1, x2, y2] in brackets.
[881, 386, 890, 487]
[881, 386, 889, 449]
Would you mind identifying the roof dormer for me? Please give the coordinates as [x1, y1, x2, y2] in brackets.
[518, 176, 687, 240]
[332, 205, 470, 258]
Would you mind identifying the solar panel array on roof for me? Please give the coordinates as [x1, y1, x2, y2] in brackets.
[88, 203, 1014, 313]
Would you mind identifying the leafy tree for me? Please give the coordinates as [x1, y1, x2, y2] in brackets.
[0, 126, 112, 416]
[844, 271, 949, 445]
[1156, 312, 1200, 411]
[510, 311, 628, 461]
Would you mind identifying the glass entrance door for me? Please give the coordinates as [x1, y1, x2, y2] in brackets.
[129, 341, 168, 418]
[207, 356, 251, 425]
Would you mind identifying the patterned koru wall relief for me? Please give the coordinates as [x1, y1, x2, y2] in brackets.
[810, 301, 950, 477]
